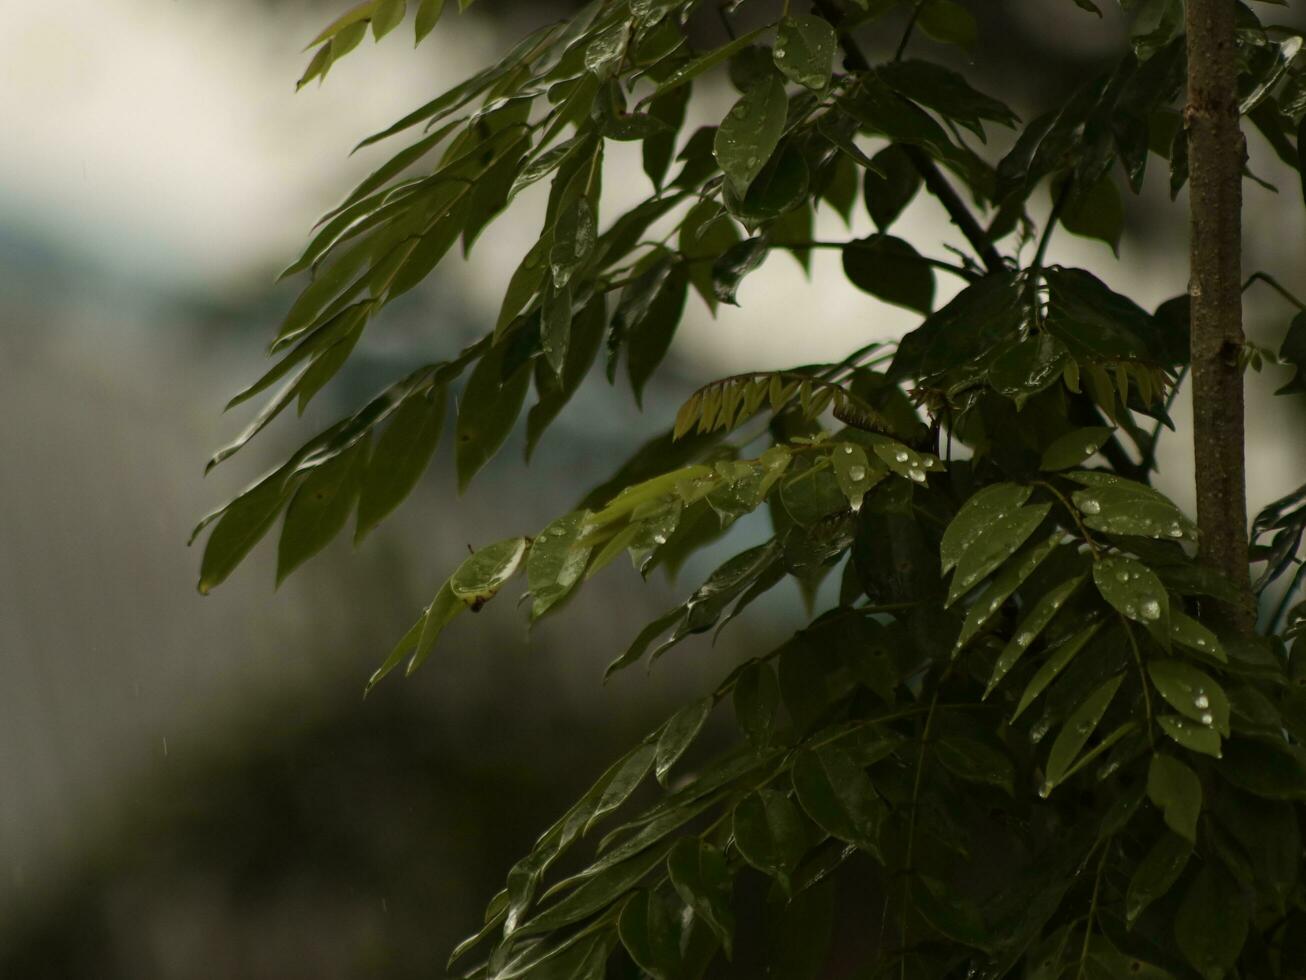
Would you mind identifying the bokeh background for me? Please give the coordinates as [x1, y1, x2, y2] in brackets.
[1, 1, 1303, 977]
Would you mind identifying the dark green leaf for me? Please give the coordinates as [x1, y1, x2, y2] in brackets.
[916, 0, 977, 48]
[1070, 473, 1198, 542]
[1093, 556, 1171, 636]
[654, 697, 712, 786]
[842, 235, 935, 314]
[455, 341, 532, 490]
[667, 838, 734, 955]
[277, 435, 369, 582]
[732, 789, 810, 890]
[1175, 866, 1249, 979]
[619, 891, 681, 980]
[934, 737, 1015, 794]
[862, 144, 921, 231]
[1039, 427, 1113, 471]
[714, 75, 788, 196]
[1158, 714, 1222, 759]
[985, 576, 1084, 696]
[198, 468, 295, 594]
[1043, 673, 1122, 792]
[791, 745, 883, 854]
[1147, 753, 1202, 842]
[356, 386, 446, 540]
[733, 661, 779, 749]
[1126, 830, 1191, 926]
[988, 335, 1071, 408]
[1012, 622, 1102, 720]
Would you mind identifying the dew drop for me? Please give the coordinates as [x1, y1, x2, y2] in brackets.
[1038, 780, 1052, 799]
[908, 468, 926, 483]
[1116, 570, 1130, 583]
[895, 451, 910, 462]
[1140, 599, 1161, 621]
[1200, 712, 1214, 726]
[1194, 693, 1210, 710]
[652, 533, 668, 545]
[842, 445, 854, 454]
[745, 155, 758, 168]
[1124, 603, 1137, 617]
[1167, 525, 1185, 538]
[1017, 631, 1034, 647]
[1082, 444, 1098, 456]
[1079, 497, 1101, 514]
[848, 466, 867, 482]
[1195, 638, 1207, 648]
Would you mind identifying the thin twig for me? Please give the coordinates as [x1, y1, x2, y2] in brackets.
[1243, 271, 1306, 312]
[809, 0, 1006, 275]
[894, 2, 923, 62]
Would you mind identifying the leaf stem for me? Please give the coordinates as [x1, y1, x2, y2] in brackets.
[1243, 271, 1306, 312]
[894, 2, 922, 62]
[1075, 843, 1110, 979]
[1035, 480, 1101, 560]
[1121, 620, 1156, 748]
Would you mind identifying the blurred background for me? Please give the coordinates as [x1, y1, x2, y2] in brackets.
[0, 1, 1302, 977]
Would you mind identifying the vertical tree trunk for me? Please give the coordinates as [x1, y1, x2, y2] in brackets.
[1185, 0, 1254, 630]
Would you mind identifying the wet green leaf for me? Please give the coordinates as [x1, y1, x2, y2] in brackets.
[619, 891, 681, 980]
[734, 661, 779, 749]
[1148, 660, 1229, 737]
[714, 75, 788, 196]
[455, 342, 531, 490]
[774, 16, 835, 91]
[791, 746, 883, 854]
[1039, 427, 1113, 471]
[732, 789, 809, 890]
[1043, 674, 1122, 792]
[527, 512, 592, 619]
[1093, 556, 1171, 637]
[985, 576, 1084, 696]
[1071, 473, 1198, 542]
[667, 838, 735, 955]
[450, 536, 529, 608]
[1126, 830, 1191, 926]
[654, 697, 713, 787]
[1158, 715, 1222, 759]
[1012, 622, 1101, 720]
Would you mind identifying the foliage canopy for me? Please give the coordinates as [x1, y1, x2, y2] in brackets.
[199, 0, 1306, 976]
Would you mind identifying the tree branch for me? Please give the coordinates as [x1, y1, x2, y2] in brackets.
[809, 0, 1006, 275]
[1186, 0, 1254, 630]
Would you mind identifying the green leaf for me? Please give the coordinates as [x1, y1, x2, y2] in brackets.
[1060, 174, 1124, 254]
[944, 499, 1049, 607]
[1039, 427, 1113, 471]
[714, 75, 788, 196]
[1093, 556, 1171, 636]
[1126, 831, 1191, 926]
[356, 386, 446, 541]
[1175, 866, 1249, 979]
[1043, 674, 1122, 793]
[520, 844, 669, 937]
[1012, 622, 1102, 720]
[842, 235, 935, 314]
[527, 292, 607, 460]
[1148, 660, 1230, 737]
[732, 789, 809, 891]
[619, 891, 681, 980]
[733, 661, 779, 749]
[876, 60, 1017, 139]
[587, 742, 658, 832]
[667, 838, 735, 955]
[654, 697, 712, 787]
[917, 0, 978, 48]
[830, 443, 885, 512]
[941, 484, 1033, 573]
[371, 0, 405, 40]
[277, 435, 369, 583]
[987, 335, 1071, 408]
[455, 341, 531, 490]
[862, 144, 921, 231]
[414, 0, 445, 43]
[550, 197, 597, 289]
[198, 468, 295, 594]
[450, 536, 529, 609]
[306, 0, 376, 48]
[985, 576, 1084, 696]
[1158, 715, 1222, 759]
[773, 16, 835, 91]
[1070, 473, 1198, 542]
[541, 282, 572, 377]
[627, 265, 690, 404]
[527, 512, 592, 619]
[791, 745, 883, 854]
[1217, 739, 1306, 800]
[934, 737, 1015, 794]
[1043, 268, 1156, 361]
[1147, 753, 1202, 842]
[954, 531, 1064, 653]
[712, 236, 769, 306]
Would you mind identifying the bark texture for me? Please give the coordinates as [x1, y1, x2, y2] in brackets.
[1185, 0, 1254, 629]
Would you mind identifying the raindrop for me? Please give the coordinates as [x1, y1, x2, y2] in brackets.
[745, 155, 758, 168]
[1195, 638, 1207, 648]
[1194, 693, 1210, 710]
[1017, 631, 1034, 647]
[550, 527, 567, 537]
[1124, 603, 1137, 617]
[1079, 497, 1101, 514]
[1030, 718, 1051, 744]
[895, 451, 910, 462]
[1167, 525, 1184, 538]
[1082, 444, 1098, 456]
[1116, 570, 1130, 583]
[1200, 712, 1214, 726]
[1037, 780, 1053, 799]
[1140, 599, 1161, 621]
[653, 533, 668, 545]
[842, 445, 854, 454]
[848, 466, 867, 482]
[908, 468, 926, 483]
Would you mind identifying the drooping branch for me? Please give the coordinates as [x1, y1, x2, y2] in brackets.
[1185, 0, 1254, 629]
[810, 0, 1006, 275]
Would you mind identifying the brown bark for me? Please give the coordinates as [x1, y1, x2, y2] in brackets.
[1185, 0, 1254, 630]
